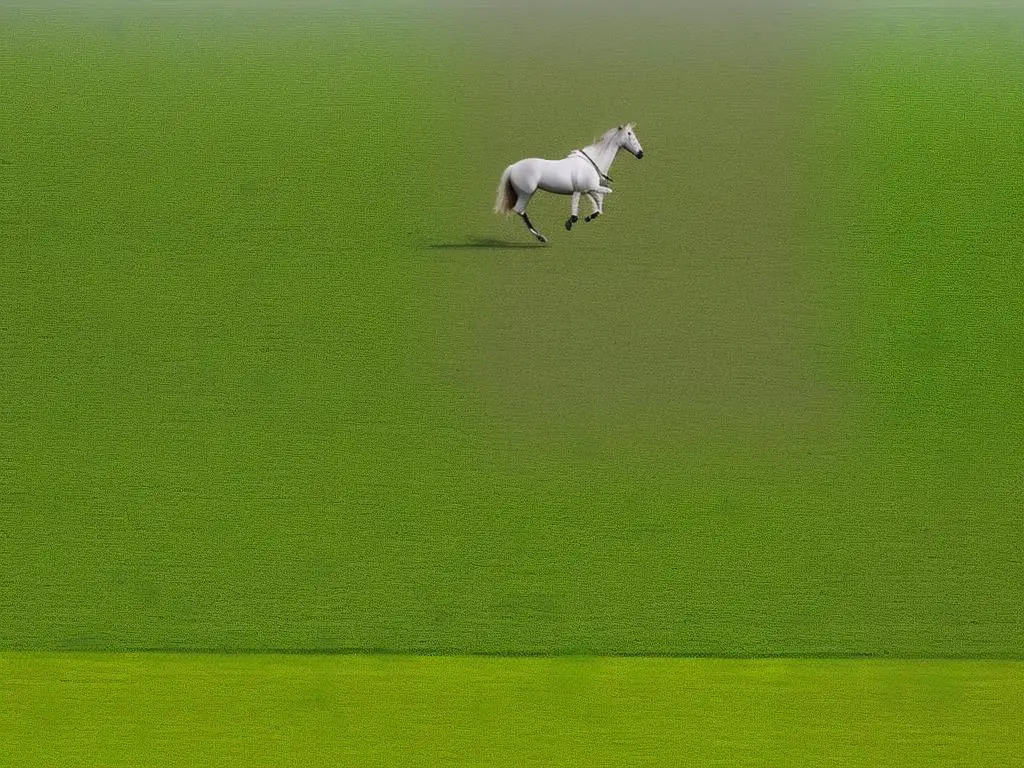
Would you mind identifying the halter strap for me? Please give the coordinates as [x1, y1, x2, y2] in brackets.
[575, 149, 613, 183]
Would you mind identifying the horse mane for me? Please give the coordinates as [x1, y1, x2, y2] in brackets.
[594, 123, 635, 146]
[575, 122, 637, 168]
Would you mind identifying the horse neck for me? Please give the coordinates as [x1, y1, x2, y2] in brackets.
[581, 137, 619, 175]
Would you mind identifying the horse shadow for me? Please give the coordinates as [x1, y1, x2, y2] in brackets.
[427, 237, 544, 250]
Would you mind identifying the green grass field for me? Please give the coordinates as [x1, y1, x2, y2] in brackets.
[3, 653, 1023, 767]
[2, 1, 1022, 763]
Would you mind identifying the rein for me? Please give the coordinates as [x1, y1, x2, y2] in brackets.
[575, 149, 613, 183]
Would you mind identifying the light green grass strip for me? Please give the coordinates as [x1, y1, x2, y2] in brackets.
[2, 653, 1022, 767]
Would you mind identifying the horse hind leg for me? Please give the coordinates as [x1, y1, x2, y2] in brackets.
[521, 211, 547, 243]
[513, 189, 547, 243]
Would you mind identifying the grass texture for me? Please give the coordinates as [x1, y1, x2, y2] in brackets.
[1, 4, 1021, 656]
[2, 653, 1022, 767]
[3, 4, 1022, 765]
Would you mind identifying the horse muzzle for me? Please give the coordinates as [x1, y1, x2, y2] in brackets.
[636, 150, 644, 159]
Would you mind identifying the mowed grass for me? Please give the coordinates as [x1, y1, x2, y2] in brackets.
[2, 653, 1022, 767]
[1, 1, 1022, 659]
[3, 5, 1022, 765]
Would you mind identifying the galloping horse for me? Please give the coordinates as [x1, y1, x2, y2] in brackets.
[494, 123, 644, 242]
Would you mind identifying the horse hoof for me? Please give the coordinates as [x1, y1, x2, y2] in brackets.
[536, 233, 548, 243]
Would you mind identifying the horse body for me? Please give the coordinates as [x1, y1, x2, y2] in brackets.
[494, 124, 644, 242]
[510, 157, 598, 196]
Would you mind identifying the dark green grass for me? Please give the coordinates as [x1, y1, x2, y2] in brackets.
[1, 4, 1022, 657]
[3, 653, 1023, 767]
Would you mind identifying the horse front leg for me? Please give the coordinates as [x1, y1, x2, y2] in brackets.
[584, 186, 613, 222]
[565, 192, 581, 231]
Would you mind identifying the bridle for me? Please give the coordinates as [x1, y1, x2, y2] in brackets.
[574, 149, 613, 183]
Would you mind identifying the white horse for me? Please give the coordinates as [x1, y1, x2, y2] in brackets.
[494, 123, 645, 242]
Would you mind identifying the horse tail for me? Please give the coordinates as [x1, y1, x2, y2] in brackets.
[494, 165, 517, 214]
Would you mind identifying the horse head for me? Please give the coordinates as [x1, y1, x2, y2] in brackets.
[618, 123, 644, 159]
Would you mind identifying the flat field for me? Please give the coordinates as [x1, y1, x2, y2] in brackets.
[3, 653, 1023, 767]
[1, 2, 1021, 764]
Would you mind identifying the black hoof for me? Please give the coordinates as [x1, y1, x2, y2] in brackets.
[565, 215, 578, 231]
[585, 212, 600, 223]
